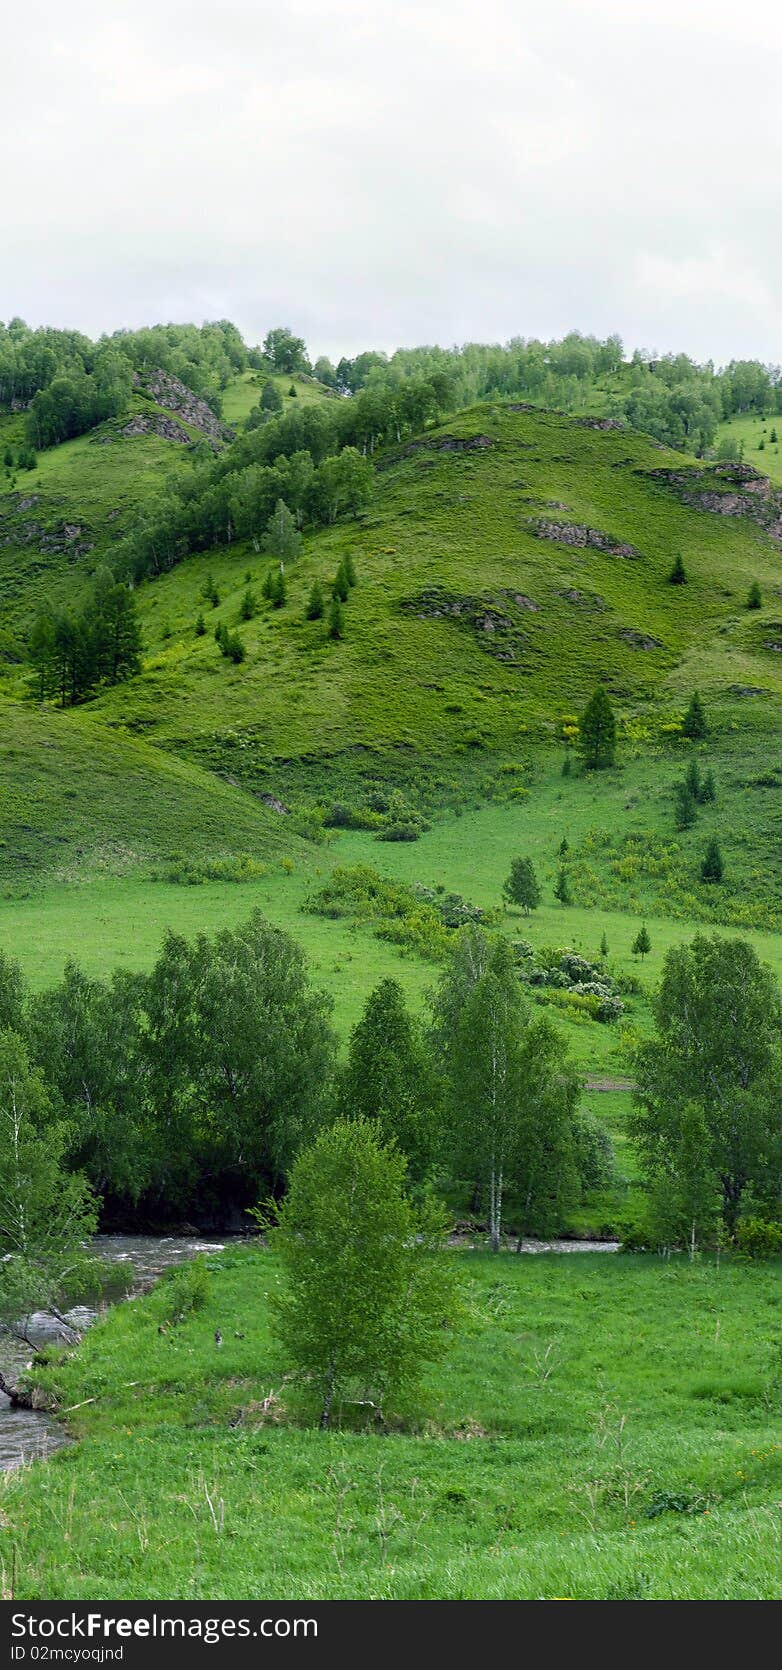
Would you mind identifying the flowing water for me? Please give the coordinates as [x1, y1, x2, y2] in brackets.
[0, 1231, 619, 1472]
[0, 1234, 234, 1472]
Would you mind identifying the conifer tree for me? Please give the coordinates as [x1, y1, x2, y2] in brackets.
[332, 563, 350, 603]
[674, 780, 697, 830]
[502, 857, 541, 915]
[746, 581, 762, 609]
[682, 691, 707, 739]
[328, 597, 345, 639]
[701, 838, 724, 883]
[554, 867, 572, 905]
[306, 581, 324, 621]
[578, 687, 616, 769]
[632, 923, 651, 960]
[699, 768, 716, 804]
[668, 553, 687, 584]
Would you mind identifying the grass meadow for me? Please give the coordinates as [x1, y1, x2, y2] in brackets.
[3, 1247, 780, 1600]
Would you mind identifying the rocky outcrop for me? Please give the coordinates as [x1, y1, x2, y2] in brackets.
[643, 462, 782, 541]
[406, 434, 494, 456]
[557, 588, 607, 610]
[618, 627, 663, 650]
[0, 503, 94, 558]
[572, 415, 624, 431]
[399, 586, 536, 664]
[527, 518, 642, 559]
[136, 369, 234, 443]
[121, 414, 193, 444]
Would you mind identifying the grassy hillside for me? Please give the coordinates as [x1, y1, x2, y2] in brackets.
[0, 699, 301, 885]
[5, 1246, 780, 1600]
[716, 412, 782, 486]
[82, 402, 782, 766]
[221, 370, 336, 425]
[0, 394, 200, 636]
[0, 394, 780, 1101]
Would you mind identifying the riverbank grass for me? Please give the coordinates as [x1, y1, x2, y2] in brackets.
[3, 1247, 780, 1599]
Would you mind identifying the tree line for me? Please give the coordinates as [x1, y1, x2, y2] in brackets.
[5, 315, 780, 464]
[1, 907, 779, 1248]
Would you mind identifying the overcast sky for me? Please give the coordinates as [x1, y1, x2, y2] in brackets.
[3, 0, 780, 365]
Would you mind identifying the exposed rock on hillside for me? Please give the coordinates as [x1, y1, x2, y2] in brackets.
[0, 499, 94, 558]
[527, 518, 642, 559]
[558, 588, 607, 610]
[399, 586, 536, 664]
[135, 369, 234, 443]
[406, 434, 494, 456]
[618, 628, 663, 650]
[644, 462, 782, 541]
[121, 414, 193, 444]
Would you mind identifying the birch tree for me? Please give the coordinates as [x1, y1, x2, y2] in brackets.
[0, 1030, 97, 1402]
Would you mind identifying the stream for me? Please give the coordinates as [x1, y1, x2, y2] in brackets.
[0, 1231, 620, 1472]
[0, 1234, 233, 1472]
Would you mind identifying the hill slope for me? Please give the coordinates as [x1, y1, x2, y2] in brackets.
[90, 401, 782, 760]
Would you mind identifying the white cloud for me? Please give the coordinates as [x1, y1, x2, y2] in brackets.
[1, 0, 779, 363]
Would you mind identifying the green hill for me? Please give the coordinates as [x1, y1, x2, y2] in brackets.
[86, 401, 781, 761]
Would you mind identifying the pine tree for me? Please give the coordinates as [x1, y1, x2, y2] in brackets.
[685, 758, 702, 800]
[700, 838, 724, 883]
[747, 581, 762, 609]
[632, 923, 651, 960]
[344, 551, 357, 587]
[578, 687, 616, 769]
[674, 780, 697, 829]
[28, 609, 56, 699]
[699, 768, 716, 804]
[502, 857, 541, 915]
[261, 569, 275, 600]
[682, 691, 707, 738]
[339, 980, 440, 1182]
[270, 569, 287, 607]
[600, 931, 609, 959]
[306, 581, 325, 621]
[240, 588, 257, 621]
[194, 612, 206, 636]
[332, 563, 350, 603]
[668, 553, 687, 584]
[554, 867, 572, 905]
[328, 597, 345, 640]
[558, 837, 570, 859]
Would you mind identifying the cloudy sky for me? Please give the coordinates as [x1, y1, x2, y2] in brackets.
[3, 0, 780, 365]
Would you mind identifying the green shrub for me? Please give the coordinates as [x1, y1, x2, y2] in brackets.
[154, 1258, 211, 1324]
[733, 1217, 782, 1260]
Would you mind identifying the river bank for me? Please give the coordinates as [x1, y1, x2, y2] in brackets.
[0, 1234, 235, 1471]
[2, 1246, 779, 1599]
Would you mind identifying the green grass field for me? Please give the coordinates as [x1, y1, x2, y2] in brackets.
[716, 413, 782, 486]
[4, 1247, 780, 1600]
[221, 371, 336, 426]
